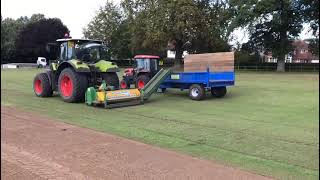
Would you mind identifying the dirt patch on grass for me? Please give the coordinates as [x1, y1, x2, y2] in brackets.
[1, 106, 272, 180]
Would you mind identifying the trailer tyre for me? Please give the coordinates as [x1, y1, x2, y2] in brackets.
[136, 75, 150, 89]
[102, 73, 119, 89]
[58, 68, 88, 103]
[211, 87, 227, 98]
[189, 84, 205, 100]
[33, 73, 52, 97]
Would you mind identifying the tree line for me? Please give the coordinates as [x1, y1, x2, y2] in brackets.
[1, 14, 69, 64]
[83, 0, 318, 71]
[1, 0, 318, 72]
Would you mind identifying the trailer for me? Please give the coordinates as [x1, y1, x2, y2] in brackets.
[160, 68, 234, 100]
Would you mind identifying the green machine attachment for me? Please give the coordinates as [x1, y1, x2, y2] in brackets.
[85, 68, 171, 109]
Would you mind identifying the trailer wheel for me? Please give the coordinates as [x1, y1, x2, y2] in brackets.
[189, 84, 205, 100]
[33, 73, 52, 97]
[58, 68, 88, 103]
[102, 73, 119, 90]
[135, 75, 150, 89]
[211, 87, 227, 98]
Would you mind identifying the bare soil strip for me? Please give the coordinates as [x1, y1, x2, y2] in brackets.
[1, 106, 272, 180]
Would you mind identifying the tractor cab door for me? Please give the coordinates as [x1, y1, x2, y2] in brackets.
[59, 42, 68, 61]
[149, 59, 159, 75]
[59, 41, 76, 61]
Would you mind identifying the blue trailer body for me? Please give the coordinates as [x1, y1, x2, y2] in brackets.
[160, 68, 235, 90]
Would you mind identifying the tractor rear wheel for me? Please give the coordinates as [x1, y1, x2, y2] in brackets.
[33, 73, 52, 97]
[211, 87, 227, 98]
[135, 75, 150, 89]
[58, 68, 88, 103]
[102, 73, 119, 90]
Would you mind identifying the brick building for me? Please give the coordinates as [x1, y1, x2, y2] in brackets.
[264, 40, 319, 63]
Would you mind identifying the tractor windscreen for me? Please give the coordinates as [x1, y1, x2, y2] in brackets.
[135, 59, 151, 71]
[74, 43, 110, 62]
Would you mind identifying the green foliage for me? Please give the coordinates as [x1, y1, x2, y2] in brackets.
[229, 0, 305, 71]
[1, 14, 69, 63]
[123, 0, 231, 58]
[299, 0, 319, 36]
[306, 38, 319, 56]
[235, 51, 261, 64]
[1, 16, 29, 63]
[15, 18, 69, 62]
[84, 0, 231, 59]
[83, 1, 131, 59]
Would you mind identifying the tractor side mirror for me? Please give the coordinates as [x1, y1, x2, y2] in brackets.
[46, 43, 59, 60]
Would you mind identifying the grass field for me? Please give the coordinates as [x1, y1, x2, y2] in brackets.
[1, 69, 319, 180]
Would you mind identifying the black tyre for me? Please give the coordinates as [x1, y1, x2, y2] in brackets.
[189, 84, 205, 100]
[211, 87, 227, 98]
[135, 74, 150, 89]
[58, 68, 88, 103]
[33, 73, 52, 97]
[120, 79, 130, 89]
[102, 73, 119, 89]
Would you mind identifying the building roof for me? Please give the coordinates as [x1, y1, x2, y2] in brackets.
[134, 55, 160, 59]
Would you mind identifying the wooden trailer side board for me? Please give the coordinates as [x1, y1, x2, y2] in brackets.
[183, 52, 234, 72]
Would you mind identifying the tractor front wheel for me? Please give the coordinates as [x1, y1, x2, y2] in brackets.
[58, 68, 88, 103]
[120, 79, 130, 89]
[135, 75, 150, 89]
[102, 73, 119, 90]
[33, 73, 52, 97]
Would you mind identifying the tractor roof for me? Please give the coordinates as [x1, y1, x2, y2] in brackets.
[56, 38, 102, 43]
[134, 55, 160, 59]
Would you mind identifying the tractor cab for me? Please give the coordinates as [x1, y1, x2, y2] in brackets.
[121, 55, 161, 89]
[134, 55, 160, 74]
[55, 39, 110, 63]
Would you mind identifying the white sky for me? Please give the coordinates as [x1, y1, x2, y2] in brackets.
[2, 0, 314, 45]
[1, 0, 121, 38]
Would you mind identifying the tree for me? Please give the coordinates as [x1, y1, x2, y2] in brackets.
[229, 0, 305, 72]
[15, 18, 69, 62]
[30, 14, 45, 23]
[1, 14, 56, 63]
[1, 15, 29, 63]
[306, 38, 319, 56]
[299, 0, 319, 36]
[121, 0, 231, 60]
[83, 0, 132, 59]
[110, 20, 133, 59]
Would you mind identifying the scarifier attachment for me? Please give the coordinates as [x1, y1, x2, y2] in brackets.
[85, 81, 143, 109]
[85, 68, 171, 109]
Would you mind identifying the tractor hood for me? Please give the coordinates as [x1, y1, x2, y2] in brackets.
[94, 60, 119, 72]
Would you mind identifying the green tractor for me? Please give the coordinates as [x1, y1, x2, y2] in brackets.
[33, 38, 120, 103]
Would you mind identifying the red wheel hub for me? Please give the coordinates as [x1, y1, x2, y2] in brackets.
[60, 75, 73, 97]
[137, 80, 145, 89]
[120, 81, 127, 89]
[34, 79, 42, 94]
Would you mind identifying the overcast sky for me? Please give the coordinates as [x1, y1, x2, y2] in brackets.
[1, 0, 314, 46]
